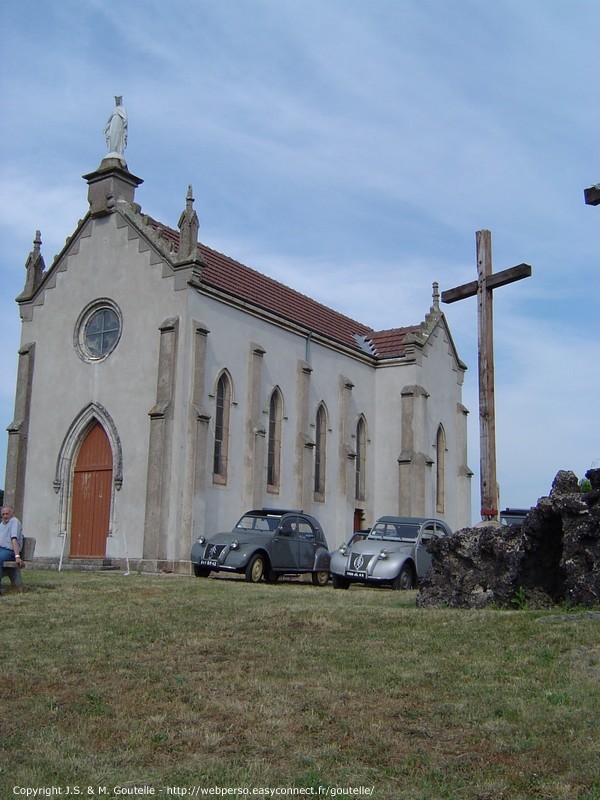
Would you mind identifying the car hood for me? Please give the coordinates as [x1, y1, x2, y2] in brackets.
[204, 530, 272, 547]
[348, 537, 415, 554]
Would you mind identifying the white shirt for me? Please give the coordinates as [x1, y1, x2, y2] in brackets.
[0, 516, 23, 551]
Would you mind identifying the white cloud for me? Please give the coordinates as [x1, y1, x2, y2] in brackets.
[0, 169, 86, 260]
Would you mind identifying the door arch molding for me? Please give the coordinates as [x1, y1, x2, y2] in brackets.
[54, 403, 123, 538]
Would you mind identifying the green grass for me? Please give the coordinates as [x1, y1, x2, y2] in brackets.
[1, 570, 599, 799]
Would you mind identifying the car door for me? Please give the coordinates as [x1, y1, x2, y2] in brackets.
[296, 518, 318, 570]
[270, 516, 298, 570]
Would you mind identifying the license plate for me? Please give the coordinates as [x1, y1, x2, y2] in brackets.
[200, 559, 219, 568]
[348, 553, 370, 577]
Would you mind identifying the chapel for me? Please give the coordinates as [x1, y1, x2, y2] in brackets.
[4, 105, 472, 570]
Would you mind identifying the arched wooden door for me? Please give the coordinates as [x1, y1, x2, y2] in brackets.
[70, 421, 113, 558]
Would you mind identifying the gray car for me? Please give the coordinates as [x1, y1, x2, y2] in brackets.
[190, 508, 331, 585]
[330, 516, 452, 589]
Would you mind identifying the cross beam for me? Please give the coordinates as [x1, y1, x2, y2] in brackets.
[442, 230, 532, 522]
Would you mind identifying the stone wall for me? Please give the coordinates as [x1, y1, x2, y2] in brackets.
[417, 469, 600, 609]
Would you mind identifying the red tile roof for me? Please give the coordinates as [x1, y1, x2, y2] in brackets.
[148, 217, 422, 359]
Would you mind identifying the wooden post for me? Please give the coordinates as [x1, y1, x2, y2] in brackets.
[477, 230, 497, 519]
[442, 231, 532, 522]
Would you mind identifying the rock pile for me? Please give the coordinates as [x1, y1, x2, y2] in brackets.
[417, 469, 600, 609]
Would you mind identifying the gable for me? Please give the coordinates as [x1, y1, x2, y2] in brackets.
[16, 191, 462, 369]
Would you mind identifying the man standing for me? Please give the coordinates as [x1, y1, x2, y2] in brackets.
[0, 506, 24, 591]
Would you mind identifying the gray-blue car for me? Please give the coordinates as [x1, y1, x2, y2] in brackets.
[330, 516, 452, 589]
[191, 508, 331, 585]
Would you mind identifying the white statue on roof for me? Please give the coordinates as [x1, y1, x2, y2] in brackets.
[104, 96, 128, 160]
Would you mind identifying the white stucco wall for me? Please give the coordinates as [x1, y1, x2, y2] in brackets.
[167, 288, 381, 551]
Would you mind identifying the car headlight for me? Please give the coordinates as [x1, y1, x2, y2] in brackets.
[230, 540, 239, 550]
[378, 549, 390, 560]
[197, 536, 206, 545]
[339, 544, 349, 556]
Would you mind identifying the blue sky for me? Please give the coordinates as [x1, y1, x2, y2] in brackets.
[1, 0, 599, 520]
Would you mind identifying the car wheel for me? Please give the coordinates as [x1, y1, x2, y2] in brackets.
[193, 565, 211, 578]
[332, 574, 350, 590]
[391, 564, 414, 590]
[311, 570, 330, 587]
[245, 554, 265, 583]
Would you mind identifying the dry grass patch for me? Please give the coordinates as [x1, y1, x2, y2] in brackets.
[0, 570, 598, 799]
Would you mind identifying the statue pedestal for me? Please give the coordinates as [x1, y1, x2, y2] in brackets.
[83, 159, 143, 217]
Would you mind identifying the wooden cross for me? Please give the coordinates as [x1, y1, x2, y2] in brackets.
[442, 230, 532, 521]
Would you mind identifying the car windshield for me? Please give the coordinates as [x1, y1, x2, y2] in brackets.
[235, 514, 281, 533]
[368, 522, 419, 541]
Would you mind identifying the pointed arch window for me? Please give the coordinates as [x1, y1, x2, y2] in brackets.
[267, 389, 283, 490]
[314, 403, 327, 499]
[436, 424, 446, 514]
[213, 372, 232, 483]
[355, 416, 367, 501]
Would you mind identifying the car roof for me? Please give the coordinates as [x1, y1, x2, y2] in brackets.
[244, 508, 303, 516]
[374, 516, 448, 525]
